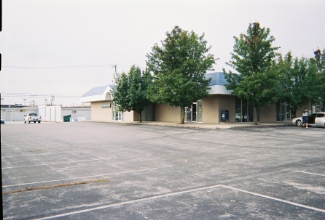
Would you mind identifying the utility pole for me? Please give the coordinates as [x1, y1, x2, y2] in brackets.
[112, 64, 119, 84]
[50, 95, 55, 106]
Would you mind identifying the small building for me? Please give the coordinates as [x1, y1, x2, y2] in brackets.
[0, 105, 38, 121]
[80, 85, 153, 122]
[81, 72, 322, 124]
[1, 105, 91, 122]
[62, 106, 91, 122]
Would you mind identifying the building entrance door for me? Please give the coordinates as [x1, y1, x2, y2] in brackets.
[185, 103, 197, 122]
[276, 101, 292, 121]
[192, 103, 197, 122]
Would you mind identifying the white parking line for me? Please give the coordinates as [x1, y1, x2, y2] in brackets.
[2, 166, 172, 188]
[221, 185, 325, 213]
[37, 184, 325, 219]
[297, 171, 325, 177]
[38, 185, 224, 220]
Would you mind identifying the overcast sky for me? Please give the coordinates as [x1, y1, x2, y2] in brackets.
[1, 0, 324, 106]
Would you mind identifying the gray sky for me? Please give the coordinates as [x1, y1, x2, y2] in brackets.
[1, 0, 324, 106]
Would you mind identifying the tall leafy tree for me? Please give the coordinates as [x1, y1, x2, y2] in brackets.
[276, 52, 303, 116]
[113, 72, 129, 112]
[113, 65, 151, 122]
[276, 52, 294, 104]
[146, 26, 215, 124]
[314, 49, 325, 72]
[276, 53, 321, 116]
[314, 49, 325, 107]
[224, 22, 280, 125]
[299, 58, 321, 105]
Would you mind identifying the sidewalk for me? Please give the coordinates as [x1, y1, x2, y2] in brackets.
[2, 120, 293, 129]
[130, 121, 292, 130]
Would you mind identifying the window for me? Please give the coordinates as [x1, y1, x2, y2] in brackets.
[101, 103, 111, 108]
[276, 101, 294, 122]
[235, 98, 257, 122]
[312, 102, 324, 112]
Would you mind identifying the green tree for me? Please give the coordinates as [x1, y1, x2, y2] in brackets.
[299, 58, 321, 105]
[276, 53, 321, 116]
[314, 49, 325, 106]
[146, 26, 215, 124]
[276, 52, 302, 116]
[314, 49, 325, 72]
[276, 52, 294, 105]
[113, 65, 152, 122]
[224, 22, 280, 125]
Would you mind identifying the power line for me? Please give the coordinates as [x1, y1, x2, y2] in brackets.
[1, 92, 81, 98]
[2, 64, 134, 69]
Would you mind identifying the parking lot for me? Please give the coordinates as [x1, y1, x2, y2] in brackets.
[1, 122, 325, 219]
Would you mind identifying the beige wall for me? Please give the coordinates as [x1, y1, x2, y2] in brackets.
[154, 104, 181, 123]
[123, 111, 135, 122]
[91, 102, 113, 122]
[202, 95, 235, 123]
[91, 101, 138, 122]
[153, 95, 235, 124]
[90, 101, 146, 122]
[91, 98, 290, 124]
[260, 104, 276, 123]
[133, 111, 140, 121]
[202, 96, 218, 123]
[217, 95, 236, 123]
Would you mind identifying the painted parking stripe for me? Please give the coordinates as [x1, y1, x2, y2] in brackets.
[221, 185, 325, 214]
[37, 184, 325, 219]
[297, 171, 325, 177]
[38, 185, 225, 220]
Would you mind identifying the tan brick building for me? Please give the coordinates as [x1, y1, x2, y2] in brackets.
[81, 72, 320, 124]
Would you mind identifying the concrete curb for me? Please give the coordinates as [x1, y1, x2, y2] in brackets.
[128, 122, 293, 130]
[67, 120, 293, 130]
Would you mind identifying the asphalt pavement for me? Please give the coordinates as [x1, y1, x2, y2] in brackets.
[1, 121, 324, 219]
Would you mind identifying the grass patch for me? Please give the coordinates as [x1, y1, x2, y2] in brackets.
[3, 178, 110, 195]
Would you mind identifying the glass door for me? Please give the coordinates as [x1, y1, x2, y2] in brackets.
[185, 102, 199, 122]
[192, 103, 197, 122]
[112, 103, 124, 121]
[185, 107, 191, 122]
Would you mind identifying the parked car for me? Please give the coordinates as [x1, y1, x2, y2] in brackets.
[292, 112, 325, 127]
[24, 113, 42, 124]
[1, 118, 5, 124]
[235, 113, 247, 122]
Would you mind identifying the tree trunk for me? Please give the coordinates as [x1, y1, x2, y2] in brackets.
[253, 106, 258, 125]
[181, 107, 185, 124]
[139, 111, 142, 122]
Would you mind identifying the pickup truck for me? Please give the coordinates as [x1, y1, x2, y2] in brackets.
[24, 113, 42, 124]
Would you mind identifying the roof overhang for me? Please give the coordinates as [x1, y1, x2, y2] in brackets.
[208, 85, 233, 95]
[80, 85, 114, 103]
